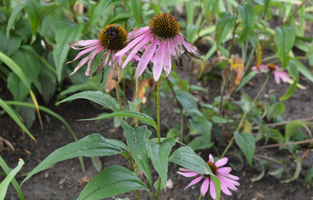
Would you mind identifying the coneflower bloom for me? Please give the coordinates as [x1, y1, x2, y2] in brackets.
[252, 64, 291, 84]
[177, 154, 240, 199]
[115, 13, 202, 80]
[67, 24, 128, 80]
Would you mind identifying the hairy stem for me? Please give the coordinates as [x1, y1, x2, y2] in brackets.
[115, 80, 125, 120]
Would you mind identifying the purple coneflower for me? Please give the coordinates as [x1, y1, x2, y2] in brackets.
[67, 24, 128, 80]
[252, 64, 291, 84]
[177, 154, 240, 199]
[115, 13, 202, 80]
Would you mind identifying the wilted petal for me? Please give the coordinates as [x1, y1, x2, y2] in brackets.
[85, 47, 103, 76]
[67, 45, 99, 64]
[135, 37, 158, 78]
[68, 39, 99, 50]
[70, 54, 92, 76]
[153, 39, 165, 81]
[163, 40, 172, 77]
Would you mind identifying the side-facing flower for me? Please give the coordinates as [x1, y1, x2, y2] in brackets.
[67, 24, 128, 80]
[115, 13, 202, 80]
[252, 64, 291, 84]
[177, 154, 239, 199]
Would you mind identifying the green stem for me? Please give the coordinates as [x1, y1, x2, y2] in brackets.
[156, 78, 161, 145]
[198, 194, 202, 200]
[221, 74, 270, 158]
[115, 80, 125, 120]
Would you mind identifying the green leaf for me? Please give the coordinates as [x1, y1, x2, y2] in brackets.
[280, 60, 298, 101]
[24, 1, 40, 36]
[7, 73, 29, 102]
[305, 167, 313, 187]
[0, 158, 25, 200]
[215, 12, 237, 46]
[129, 0, 141, 26]
[187, 136, 214, 150]
[121, 121, 152, 185]
[189, 115, 212, 142]
[147, 138, 176, 189]
[166, 128, 180, 138]
[77, 166, 148, 200]
[57, 91, 120, 112]
[169, 146, 212, 175]
[269, 167, 285, 179]
[274, 27, 295, 67]
[238, 4, 255, 45]
[53, 22, 83, 82]
[11, 47, 42, 93]
[0, 98, 34, 140]
[6, 0, 34, 39]
[22, 133, 123, 184]
[0, 27, 23, 56]
[306, 40, 313, 58]
[266, 102, 286, 119]
[176, 90, 198, 118]
[85, 111, 157, 130]
[90, 0, 115, 26]
[211, 175, 221, 200]
[234, 131, 255, 166]
[292, 58, 313, 83]
[285, 120, 311, 143]
[160, 0, 190, 6]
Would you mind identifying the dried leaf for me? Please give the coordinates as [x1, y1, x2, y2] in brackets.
[229, 56, 244, 86]
[105, 67, 121, 93]
[0, 136, 15, 152]
[133, 78, 155, 104]
[256, 192, 266, 198]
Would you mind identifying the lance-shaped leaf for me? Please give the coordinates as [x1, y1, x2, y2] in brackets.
[234, 131, 255, 166]
[121, 121, 152, 185]
[238, 4, 255, 45]
[57, 91, 120, 112]
[274, 27, 295, 68]
[169, 146, 212, 175]
[22, 133, 124, 184]
[215, 12, 237, 46]
[77, 165, 148, 200]
[53, 22, 83, 82]
[147, 138, 176, 189]
[84, 111, 157, 130]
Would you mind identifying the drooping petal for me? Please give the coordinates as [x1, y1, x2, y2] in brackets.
[177, 171, 200, 177]
[70, 54, 92, 75]
[168, 38, 176, 55]
[119, 33, 154, 69]
[209, 178, 216, 200]
[67, 45, 99, 64]
[215, 157, 228, 167]
[218, 176, 239, 190]
[200, 177, 209, 196]
[273, 71, 281, 84]
[220, 182, 233, 195]
[68, 39, 100, 50]
[85, 47, 103, 76]
[163, 39, 172, 77]
[278, 71, 291, 82]
[153, 39, 165, 81]
[226, 174, 240, 181]
[135, 37, 158, 78]
[185, 175, 204, 189]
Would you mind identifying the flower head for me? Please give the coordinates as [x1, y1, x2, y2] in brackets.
[252, 64, 291, 84]
[115, 13, 202, 80]
[67, 24, 128, 80]
[177, 154, 240, 199]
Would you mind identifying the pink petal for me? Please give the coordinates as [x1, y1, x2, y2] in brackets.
[120, 33, 154, 69]
[67, 45, 99, 64]
[115, 32, 148, 58]
[274, 72, 281, 84]
[217, 167, 232, 174]
[185, 175, 204, 189]
[168, 38, 176, 55]
[153, 39, 165, 81]
[163, 40, 172, 77]
[181, 37, 199, 54]
[258, 64, 268, 70]
[209, 154, 214, 163]
[221, 182, 233, 195]
[209, 178, 216, 200]
[215, 157, 228, 167]
[278, 71, 291, 82]
[200, 177, 209, 196]
[218, 176, 239, 190]
[69, 39, 100, 50]
[178, 168, 194, 172]
[172, 36, 183, 55]
[177, 171, 199, 177]
[85, 47, 103, 76]
[135, 37, 158, 78]
[70, 55, 92, 75]
[128, 26, 150, 40]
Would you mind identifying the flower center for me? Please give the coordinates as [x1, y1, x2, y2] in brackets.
[149, 13, 180, 39]
[267, 64, 277, 71]
[207, 161, 218, 176]
[99, 24, 128, 50]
